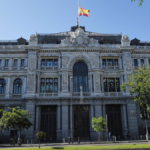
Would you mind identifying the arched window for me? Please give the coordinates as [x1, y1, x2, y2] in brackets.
[13, 79, 22, 94]
[0, 79, 6, 94]
[73, 61, 88, 92]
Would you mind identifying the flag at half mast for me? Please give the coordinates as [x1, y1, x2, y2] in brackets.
[78, 7, 90, 17]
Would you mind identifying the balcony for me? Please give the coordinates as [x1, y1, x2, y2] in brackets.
[72, 92, 91, 97]
[39, 93, 58, 97]
[11, 94, 22, 98]
[102, 66, 119, 70]
[41, 66, 58, 70]
[104, 92, 123, 96]
[0, 94, 5, 98]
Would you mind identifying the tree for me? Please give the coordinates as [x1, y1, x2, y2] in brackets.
[36, 131, 46, 149]
[0, 108, 32, 146]
[121, 66, 150, 111]
[131, 0, 144, 6]
[92, 117, 106, 143]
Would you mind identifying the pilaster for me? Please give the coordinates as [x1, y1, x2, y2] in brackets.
[17, 58, 21, 70]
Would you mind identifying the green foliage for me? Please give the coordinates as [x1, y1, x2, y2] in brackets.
[0, 107, 32, 146]
[36, 131, 46, 148]
[0, 107, 32, 132]
[131, 0, 144, 6]
[36, 131, 46, 140]
[92, 117, 105, 132]
[121, 66, 150, 111]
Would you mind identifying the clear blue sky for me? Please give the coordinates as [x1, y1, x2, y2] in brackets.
[0, 0, 149, 41]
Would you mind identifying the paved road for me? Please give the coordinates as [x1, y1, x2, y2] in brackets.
[0, 140, 150, 149]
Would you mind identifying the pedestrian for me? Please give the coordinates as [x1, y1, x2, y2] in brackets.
[109, 132, 111, 141]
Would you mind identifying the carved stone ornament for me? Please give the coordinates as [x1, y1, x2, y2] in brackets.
[130, 110, 136, 116]
[122, 35, 129, 42]
[61, 28, 99, 47]
[29, 34, 37, 42]
[62, 56, 70, 68]
[95, 73, 99, 90]
[63, 72, 67, 90]
[28, 57, 35, 91]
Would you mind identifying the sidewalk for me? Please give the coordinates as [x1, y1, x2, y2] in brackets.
[0, 140, 150, 149]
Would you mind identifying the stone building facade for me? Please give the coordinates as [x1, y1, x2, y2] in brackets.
[0, 25, 150, 142]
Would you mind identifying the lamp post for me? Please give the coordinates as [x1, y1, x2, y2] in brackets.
[70, 77, 73, 144]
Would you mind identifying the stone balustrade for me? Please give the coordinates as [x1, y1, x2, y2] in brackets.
[104, 92, 123, 96]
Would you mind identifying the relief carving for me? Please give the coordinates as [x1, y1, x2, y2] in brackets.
[95, 73, 99, 90]
[28, 57, 35, 91]
[63, 72, 67, 90]
[91, 56, 99, 67]
[61, 28, 99, 47]
[62, 56, 70, 68]
[125, 53, 132, 74]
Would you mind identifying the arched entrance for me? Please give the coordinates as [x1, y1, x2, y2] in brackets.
[73, 61, 88, 92]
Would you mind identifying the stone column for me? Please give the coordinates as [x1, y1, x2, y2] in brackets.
[9, 58, 12, 70]
[120, 75, 123, 92]
[90, 73, 93, 93]
[99, 56, 102, 69]
[101, 75, 104, 92]
[123, 104, 127, 129]
[62, 104, 68, 140]
[138, 59, 141, 68]
[58, 74, 61, 94]
[17, 58, 21, 70]
[25, 101, 35, 139]
[36, 106, 39, 131]
[145, 58, 149, 66]
[58, 56, 61, 69]
[37, 74, 41, 93]
[90, 105, 94, 130]
[6, 76, 10, 98]
[38, 57, 41, 70]
[102, 104, 106, 139]
[118, 57, 122, 69]
[57, 105, 61, 141]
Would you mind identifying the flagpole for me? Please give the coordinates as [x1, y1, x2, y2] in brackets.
[78, 0, 79, 27]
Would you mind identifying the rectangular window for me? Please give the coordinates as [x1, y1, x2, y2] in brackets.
[21, 59, 25, 67]
[102, 59, 106, 66]
[140, 59, 144, 66]
[102, 59, 118, 67]
[0, 60, 1, 67]
[41, 58, 58, 67]
[40, 78, 58, 93]
[5, 60, 9, 67]
[54, 59, 58, 66]
[41, 59, 45, 66]
[134, 59, 138, 67]
[149, 59, 150, 65]
[14, 59, 18, 67]
[103, 78, 120, 92]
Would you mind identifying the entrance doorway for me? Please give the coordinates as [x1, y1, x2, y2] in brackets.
[41, 106, 57, 141]
[106, 105, 123, 139]
[74, 105, 90, 140]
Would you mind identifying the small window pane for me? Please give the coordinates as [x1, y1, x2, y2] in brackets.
[134, 59, 138, 67]
[21, 59, 25, 67]
[141, 59, 144, 66]
[114, 59, 118, 66]
[5, 60, 9, 67]
[46, 59, 50, 66]
[102, 59, 106, 66]
[50, 59, 53, 66]
[41, 59, 45, 66]
[14, 59, 18, 67]
[54, 59, 58, 66]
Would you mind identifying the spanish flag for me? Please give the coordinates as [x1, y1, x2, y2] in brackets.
[78, 7, 90, 17]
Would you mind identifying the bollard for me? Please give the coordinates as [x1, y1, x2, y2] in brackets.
[27, 139, 29, 145]
[62, 138, 65, 143]
[68, 137, 70, 144]
[78, 137, 80, 144]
